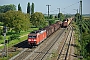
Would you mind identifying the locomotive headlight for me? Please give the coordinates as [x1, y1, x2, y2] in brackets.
[34, 39, 36, 41]
[28, 39, 31, 41]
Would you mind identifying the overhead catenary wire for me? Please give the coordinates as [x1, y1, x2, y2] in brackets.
[45, 1, 80, 14]
[62, 1, 79, 10]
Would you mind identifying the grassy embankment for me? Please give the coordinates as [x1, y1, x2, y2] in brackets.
[0, 28, 38, 49]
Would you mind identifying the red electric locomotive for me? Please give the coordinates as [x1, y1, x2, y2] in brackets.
[28, 30, 46, 46]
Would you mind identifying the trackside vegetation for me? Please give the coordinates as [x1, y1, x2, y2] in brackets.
[74, 13, 90, 60]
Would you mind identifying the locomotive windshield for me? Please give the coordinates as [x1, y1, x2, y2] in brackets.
[28, 36, 37, 38]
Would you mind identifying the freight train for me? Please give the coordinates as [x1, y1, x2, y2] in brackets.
[62, 18, 72, 28]
[28, 18, 72, 46]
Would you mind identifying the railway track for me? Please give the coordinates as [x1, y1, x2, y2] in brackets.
[10, 26, 73, 60]
[9, 46, 36, 60]
[0, 39, 31, 59]
[10, 48, 34, 60]
[10, 28, 65, 60]
[56, 26, 73, 60]
[24, 28, 66, 60]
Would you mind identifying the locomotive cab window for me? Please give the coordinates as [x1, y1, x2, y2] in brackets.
[28, 36, 37, 38]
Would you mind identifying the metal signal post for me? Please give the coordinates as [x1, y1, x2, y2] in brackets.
[2, 26, 8, 57]
[73, 9, 78, 13]
[46, 5, 51, 25]
[57, 8, 60, 20]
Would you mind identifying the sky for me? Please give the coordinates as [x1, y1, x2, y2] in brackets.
[0, 0, 90, 14]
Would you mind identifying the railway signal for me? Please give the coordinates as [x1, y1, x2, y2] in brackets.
[3, 26, 7, 33]
[2, 26, 8, 57]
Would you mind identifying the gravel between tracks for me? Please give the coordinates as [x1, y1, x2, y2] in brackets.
[44, 25, 75, 60]
[44, 26, 71, 60]
[58, 26, 72, 60]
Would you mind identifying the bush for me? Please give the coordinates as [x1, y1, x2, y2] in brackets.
[49, 19, 55, 25]
[0, 35, 3, 40]
[8, 34, 20, 41]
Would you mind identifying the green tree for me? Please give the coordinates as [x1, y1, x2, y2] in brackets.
[0, 26, 3, 34]
[31, 3, 34, 14]
[0, 27, 3, 39]
[0, 4, 16, 13]
[58, 13, 60, 18]
[3, 11, 31, 33]
[49, 15, 53, 19]
[58, 13, 65, 21]
[65, 14, 71, 19]
[49, 19, 55, 25]
[44, 16, 48, 19]
[75, 13, 80, 23]
[31, 12, 46, 28]
[0, 13, 5, 22]
[54, 15, 57, 19]
[27, 2, 30, 14]
[18, 3, 22, 11]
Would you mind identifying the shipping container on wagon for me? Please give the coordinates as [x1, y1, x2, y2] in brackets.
[67, 18, 71, 25]
[67, 18, 72, 25]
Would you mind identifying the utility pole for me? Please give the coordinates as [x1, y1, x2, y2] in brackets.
[79, 0, 83, 59]
[80, 0, 82, 19]
[77, 9, 78, 13]
[73, 9, 78, 23]
[46, 5, 51, 25]
[57, 8, 60, 20]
